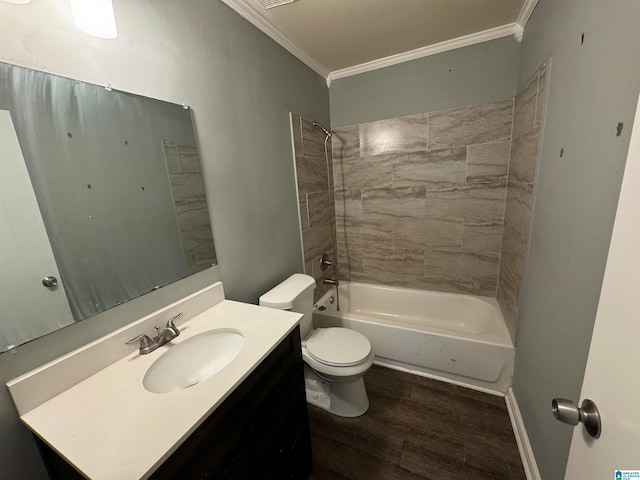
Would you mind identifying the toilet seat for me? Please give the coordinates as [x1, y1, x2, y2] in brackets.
[303, 327, 371, 367]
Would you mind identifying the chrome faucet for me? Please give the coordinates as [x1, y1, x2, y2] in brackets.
[126, 312, 182, 354]
[324, 278, 337, 285]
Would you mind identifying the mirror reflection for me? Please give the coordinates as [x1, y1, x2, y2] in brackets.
[0, 62, 217, 352]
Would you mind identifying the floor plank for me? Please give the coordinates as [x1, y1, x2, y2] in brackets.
[308, 365, 526, 480]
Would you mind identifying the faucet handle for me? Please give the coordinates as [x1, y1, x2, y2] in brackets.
[126, 334, 153, 349]
[166, 312, 183, 330]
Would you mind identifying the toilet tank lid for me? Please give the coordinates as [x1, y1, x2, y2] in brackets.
[259, 273, 316, 309]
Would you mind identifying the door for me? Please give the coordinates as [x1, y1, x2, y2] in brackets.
[564, 95, 640, 478]
[0, 110, 73, 351]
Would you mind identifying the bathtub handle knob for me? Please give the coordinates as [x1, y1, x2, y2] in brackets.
[552, 398, 601, 438]
[319, 253, 333, 271]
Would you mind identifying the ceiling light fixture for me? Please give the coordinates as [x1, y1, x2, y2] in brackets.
[2, 0, 31, 4]
[70, 0, 118, 39]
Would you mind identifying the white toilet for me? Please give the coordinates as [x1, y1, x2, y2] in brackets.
[259, 273, 373, 417]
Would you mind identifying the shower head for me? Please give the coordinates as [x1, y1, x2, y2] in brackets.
[312, 121, 332, 138]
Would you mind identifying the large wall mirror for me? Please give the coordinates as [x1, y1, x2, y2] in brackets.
[0, 62, 217, 353]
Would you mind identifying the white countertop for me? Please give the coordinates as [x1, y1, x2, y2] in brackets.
[17, 299, 301, 480]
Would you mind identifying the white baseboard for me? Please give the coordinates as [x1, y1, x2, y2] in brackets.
[505, 387, 542, 480]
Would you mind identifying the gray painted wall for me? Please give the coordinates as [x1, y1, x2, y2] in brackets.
[0, 0, 329, 478]
[513, 1, 640, 478]
[329, 36, 520, 127]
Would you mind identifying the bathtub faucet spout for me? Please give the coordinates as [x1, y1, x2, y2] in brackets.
[324, 278, 337, 285]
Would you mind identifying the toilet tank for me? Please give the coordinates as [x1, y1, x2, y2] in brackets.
[259, 274, 316, 338]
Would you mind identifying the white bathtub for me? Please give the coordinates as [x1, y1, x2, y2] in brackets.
[312, 282, 514, 394]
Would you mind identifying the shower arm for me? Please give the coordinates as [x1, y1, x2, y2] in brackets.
[312, 121, 331, 138]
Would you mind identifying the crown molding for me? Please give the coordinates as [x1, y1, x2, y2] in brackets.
[329, 23, 518, 81]
[221, 0, 539, 85]
[218, 0, 330, 78]
[517, 0, 539, 30]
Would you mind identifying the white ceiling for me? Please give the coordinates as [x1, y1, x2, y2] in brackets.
[220, 0, 537, 79]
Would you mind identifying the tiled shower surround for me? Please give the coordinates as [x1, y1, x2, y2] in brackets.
[331, 100, 515, 297]
[291, 114, 337, 301]
[291, 63, 546, 336]
[497, 63, 548, 336]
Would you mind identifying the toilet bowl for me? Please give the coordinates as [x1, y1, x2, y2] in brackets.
[259, 274, 373, 417]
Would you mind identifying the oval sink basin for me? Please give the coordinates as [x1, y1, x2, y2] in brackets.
[143, 329, 245, 394]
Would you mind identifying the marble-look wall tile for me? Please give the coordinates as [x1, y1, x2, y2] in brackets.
[176, 145, 201, 173]
[359, 113, 429, 156]
[462, 220, 504, 255]
[392, 217, 463, 250]
[535, 62, 548, 129]
[393, 147, 467, 187]
[425, 183, 506, 221]
[512, 73, 539, 139]
[295, 155, 328, 194]
[175, 200, 190, 232]
[165, 142, 216, 273]
[353, 272, 429, 289]
[182, 222, 216, 270]
[497, 221, 527, 335]
[361, 247, 425, 284]
[301, 117, 328, 158]
[336, 212, 393, 249]
[416, 278, 477, 295]
[362, 186, 427, 219]
[496, 61, 549, 338]
[189, 199, 212, 227]
[332, 124, 360, 159]
[337, 246, 363, 279]
[169, 171, 207, 201]
[163, 142, 179, 172]
[509, 127, 540, 183]
[311, 248, 336, 302]
[299, 195, 309, 231]
[292, 113, 338, 301]
[328, 99, 533, 297]
[307, 191, 332, 227]
[291, 114, 303, 158]
[334, 189, 363, 218]
[333, 153, 399, 190]
[466, 142, 510, 184]
[478, 284, 498, 297]
[330, 99, 521, 296]
[303, 224, 334, 264]
[423, 248, 499, 295]
[181, 222, 214, 251]
[326, 137, 335, 189]
[504, 182, 533, 236]
[327, 68, 553, 305]
[429, 100, 513, 149]
[305, 259, 314, 277]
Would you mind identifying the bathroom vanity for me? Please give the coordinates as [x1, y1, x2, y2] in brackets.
[7, 282, 312, 479]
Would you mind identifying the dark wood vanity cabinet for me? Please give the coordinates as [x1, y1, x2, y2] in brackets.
[36, 326, 312, 480]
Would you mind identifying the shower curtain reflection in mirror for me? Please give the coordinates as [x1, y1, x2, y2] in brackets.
[0, 62, 217, 352]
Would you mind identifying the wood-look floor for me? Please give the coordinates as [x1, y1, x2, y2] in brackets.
[307, 365, 526, 480]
